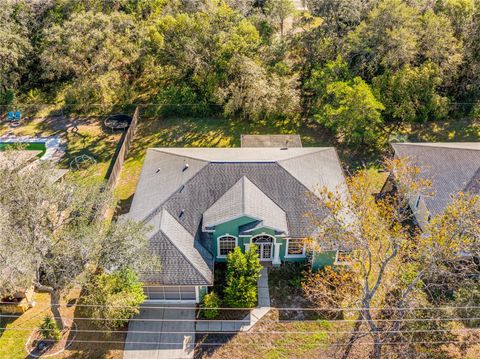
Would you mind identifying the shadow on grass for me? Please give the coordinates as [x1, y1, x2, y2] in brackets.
[64, 306, 126, 359]
[0, 316, 15, 339]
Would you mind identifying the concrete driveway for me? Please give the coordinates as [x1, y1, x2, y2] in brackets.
[123, 304, 195, 359]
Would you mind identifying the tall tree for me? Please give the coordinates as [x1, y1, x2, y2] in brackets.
[0, 157, 156, 329]
[0, 0, 32, 105]
[40, 10, 140, 107]
[309, 158, 480, 358]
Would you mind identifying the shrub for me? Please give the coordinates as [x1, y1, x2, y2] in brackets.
[82, 268, 146, 330]
[224, 246, 262, 308]
[39, 316, 61, 342]
[302, 266, 360, 309]
[201, 291, 221, 319]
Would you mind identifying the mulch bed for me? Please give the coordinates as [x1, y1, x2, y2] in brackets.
[26, 323, 77, 358]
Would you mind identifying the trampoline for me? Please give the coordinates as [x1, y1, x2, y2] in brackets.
[104, 114, 132, 131]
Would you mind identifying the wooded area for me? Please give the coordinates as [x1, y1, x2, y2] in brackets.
[1, 0, 479, 151]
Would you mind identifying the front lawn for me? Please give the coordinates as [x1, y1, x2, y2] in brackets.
[195, 310, 337, 359]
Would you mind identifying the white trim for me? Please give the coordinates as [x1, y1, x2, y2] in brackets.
[285, 238, 306, 258]
[195, 286, 200, 303]
[217, 234, 238, 258]
[251, 234, 275, 261]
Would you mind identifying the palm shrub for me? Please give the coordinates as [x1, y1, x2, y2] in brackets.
[39, 316, 61, 342]
[82, 268, 146, 330]
[224, 246, 262, 308]
[201, 291, 221, 319]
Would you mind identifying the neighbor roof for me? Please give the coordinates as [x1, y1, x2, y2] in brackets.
[391, 142, 480, 217]
[128, 147, 348, 286]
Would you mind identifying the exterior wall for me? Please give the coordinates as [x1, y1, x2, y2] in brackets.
[311, 250, 337, 271]
[211, 216, 308, 263]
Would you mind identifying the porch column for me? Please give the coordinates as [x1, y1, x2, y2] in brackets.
[272, 243, 282, 266]
[244, 243, 250, 252]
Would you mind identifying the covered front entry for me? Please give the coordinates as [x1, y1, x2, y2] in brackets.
[144, 286, 196, 302]
[252, 235, 274, 261]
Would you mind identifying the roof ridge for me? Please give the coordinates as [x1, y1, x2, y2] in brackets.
[150, 148, 211, 163]
[141, 163, 211, 227]
[276, 147, 334, 163]
[159, 211, 211, 283]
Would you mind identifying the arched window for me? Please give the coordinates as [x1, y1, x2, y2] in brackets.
[217, 235, 237, 257]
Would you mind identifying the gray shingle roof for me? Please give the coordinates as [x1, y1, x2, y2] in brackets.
[392, 143, 480, 217]
[203, 176, 288, 233]
[129, 147, 348, 285]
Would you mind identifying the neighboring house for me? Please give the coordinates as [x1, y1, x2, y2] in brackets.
[127, 147, 349, 303]
[387, 142, 480, 230]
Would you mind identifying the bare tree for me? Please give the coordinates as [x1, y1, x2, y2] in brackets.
[308, 158, 480, 358]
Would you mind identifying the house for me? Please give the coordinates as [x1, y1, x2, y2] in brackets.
[388, 142, 480, 229]
[126, 147, 349, 303]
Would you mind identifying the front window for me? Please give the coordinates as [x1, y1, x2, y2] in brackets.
[218, 236, 237, 257]
[287, 238, 305, 256]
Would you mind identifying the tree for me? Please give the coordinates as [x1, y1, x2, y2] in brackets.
[265, 0, 296, 38]
[437, 0, 475, 38]
[224, 246, 262, 308]
[0, 0, 32, 105]
[347, 0, 421, 79]
[307, 0, 372, 37]
[218, 55, 300, 121]
[308, 158, 480, 358]
[373, 63, 449, 124]
[40, 10, 140, 107]
[0, 158, 156, 329]
[315, 77, 385, 148]
[149, 1, 261, 112]
[81, 268, 146, 330]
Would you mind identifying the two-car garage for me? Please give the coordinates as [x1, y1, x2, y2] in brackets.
[143, 286, 197, 302]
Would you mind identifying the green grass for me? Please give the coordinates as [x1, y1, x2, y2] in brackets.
[397, 118, 480, 142]
[0, 142, 46, 157]
[0, 293, 52, 359]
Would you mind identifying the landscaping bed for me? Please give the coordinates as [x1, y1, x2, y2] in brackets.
[198, 263, 249, 321]
[268, 263, 325, 321]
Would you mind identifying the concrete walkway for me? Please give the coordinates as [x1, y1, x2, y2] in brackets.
[123, 304, 195, 359]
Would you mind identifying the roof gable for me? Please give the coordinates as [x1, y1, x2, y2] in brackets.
[202, 176, 288, 233]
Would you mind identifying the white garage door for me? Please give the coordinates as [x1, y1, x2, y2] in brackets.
[144, 286, 196, 301]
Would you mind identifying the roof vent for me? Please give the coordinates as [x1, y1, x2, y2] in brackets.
[281, 139, 289, 150]
[183, 163, 189, 171]
[179, 185, 185, 193]
[156, 167, 161, 173]
[179, 209, 185, 218]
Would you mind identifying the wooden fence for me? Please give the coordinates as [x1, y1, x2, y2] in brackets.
[105, 106, 140, 189]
